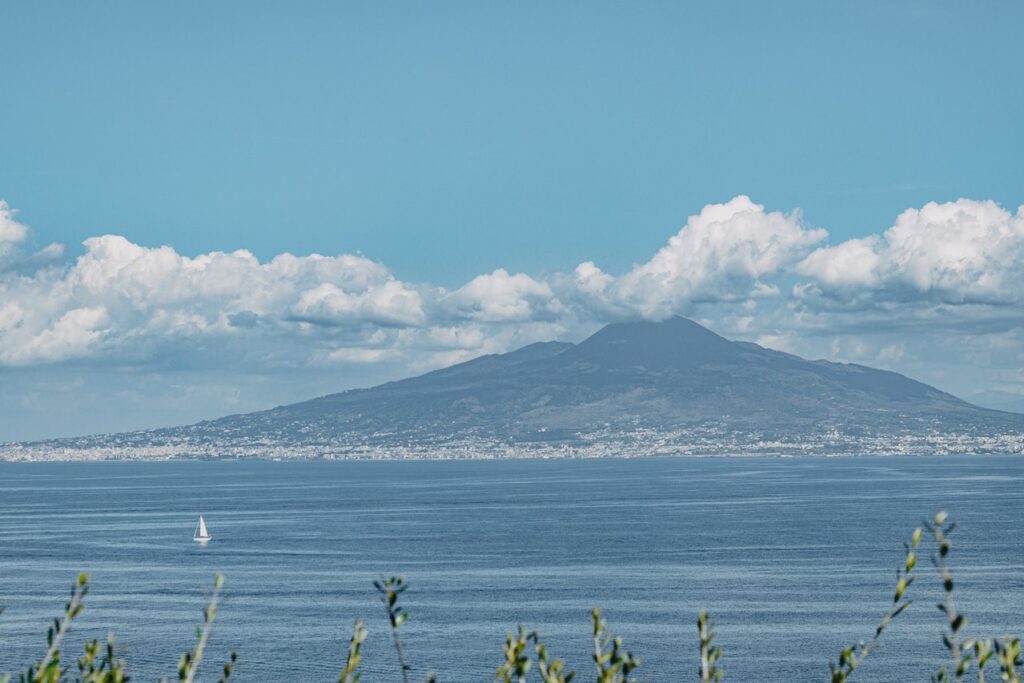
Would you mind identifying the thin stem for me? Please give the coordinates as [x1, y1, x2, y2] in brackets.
[375, 577, 411, 683]
[36, 573, 89, 682]
[181, 573, 223, 683]
[339, 620, 367, 683]
[829, 526, 920, 682]
[698, 611, 720, 683]
[592, 610, 605, 681]
[932, 513, 964, 682]
[391, 622, 410, 683]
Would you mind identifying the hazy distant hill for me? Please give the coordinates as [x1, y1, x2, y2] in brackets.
[967, 390, 1024, 415]
[5, 317, 1023, 459]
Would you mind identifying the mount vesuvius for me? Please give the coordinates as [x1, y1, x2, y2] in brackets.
[5, 317, 1022, 459]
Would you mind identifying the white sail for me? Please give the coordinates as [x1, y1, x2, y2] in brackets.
[194, 515, 211, 542]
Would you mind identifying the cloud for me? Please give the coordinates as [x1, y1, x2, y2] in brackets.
[0, 201, 66, 275]
[568, 195, 827, 319]
[0, 200, 29, 244]
[798, 199, 1024, 306]
[1, 193, 1023, 412]
[0, 307, 110, 365]
[443, 268, 564, 322]
[0, 230, 434, 365]
[292, 281, 426, 327]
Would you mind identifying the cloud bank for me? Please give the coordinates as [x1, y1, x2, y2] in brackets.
[1, 195, 1022, 408]
[571, 195, 826, 318]
[797, 199, 1024, 306]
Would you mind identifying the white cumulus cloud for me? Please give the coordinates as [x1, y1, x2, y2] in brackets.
[292, 280, 425, 327]
[570, 195, 827, 319]
[0, 307, 110, 365]
[443, 268, 564, 322]
[0, 200, 29, 244]
[2, 193, 1023, 408]
[798, 199, 1024, 305]
[0, 230, 432, 365]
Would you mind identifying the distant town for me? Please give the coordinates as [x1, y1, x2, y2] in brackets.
[4, 423, 1022, 461]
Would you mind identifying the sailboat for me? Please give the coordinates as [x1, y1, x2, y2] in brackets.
[193, 515, 212, 543]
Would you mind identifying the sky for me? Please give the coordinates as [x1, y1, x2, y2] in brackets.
[1, 1, 1023, 441]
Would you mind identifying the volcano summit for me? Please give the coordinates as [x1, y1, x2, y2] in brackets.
[5, 318, 1022, 460]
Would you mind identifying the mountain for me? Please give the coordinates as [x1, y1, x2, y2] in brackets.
[5, 317, 1023, 459]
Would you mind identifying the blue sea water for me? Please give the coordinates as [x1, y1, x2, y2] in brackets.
[0, 455, 1021, 682]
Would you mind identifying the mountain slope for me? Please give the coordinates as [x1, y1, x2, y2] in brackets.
[6, 317, 1023, 459]
[204, 317, 999, 434]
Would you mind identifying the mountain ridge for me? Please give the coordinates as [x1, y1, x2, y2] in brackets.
[4, 317, 1022, 460]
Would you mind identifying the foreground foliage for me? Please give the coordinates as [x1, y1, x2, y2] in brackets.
[2, 513, 1020, 682]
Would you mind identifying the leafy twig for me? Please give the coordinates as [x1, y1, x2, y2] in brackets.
[994, 637, 1022, 683]
[535, 634, 575, 683]
[698, 611, 723, 682]
[178, 573, 224, 683]
[928, 512, 967, 683]
[77, 634, 128, 683]
[829, 526, 921, 682]
[217, 650, 238, 683]
[375, 576, 411, 683]
[591, 609, 638, 683]
[25, 573, 89, 683]
[339, 620, 368, 683]
[497, 625, 534, 683]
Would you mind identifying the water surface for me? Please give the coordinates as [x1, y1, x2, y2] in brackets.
[1, 456, 1021, 681]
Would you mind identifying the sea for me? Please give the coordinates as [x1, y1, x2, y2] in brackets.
[1, 455, 1021, 681]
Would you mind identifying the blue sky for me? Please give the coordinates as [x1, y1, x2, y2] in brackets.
[2, 1, 1023, 440]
